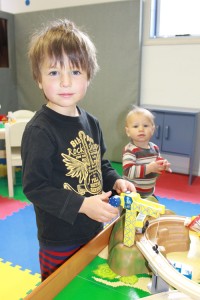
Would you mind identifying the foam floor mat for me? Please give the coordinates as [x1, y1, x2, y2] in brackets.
[0, 204, 40, 274]
[0, 194, 200, 299]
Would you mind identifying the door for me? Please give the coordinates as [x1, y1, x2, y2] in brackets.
[151, 111, 164, 149]
[161, 113, 194, 155]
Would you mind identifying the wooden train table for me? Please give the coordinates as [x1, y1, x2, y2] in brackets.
[23, 217, 151, 300]
[24, 196, 200, 300]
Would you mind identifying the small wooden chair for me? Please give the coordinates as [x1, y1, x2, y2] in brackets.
[5, 121, 28, 197]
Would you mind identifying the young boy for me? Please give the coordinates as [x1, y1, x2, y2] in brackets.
[122, 106, 171, 198]
[21, 19, 135, 281]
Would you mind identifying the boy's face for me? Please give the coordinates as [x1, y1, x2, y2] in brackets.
[38, 54, 89, 115]
[125, 113, 155, 148]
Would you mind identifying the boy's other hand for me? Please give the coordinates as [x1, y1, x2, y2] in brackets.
[79, 191, 119, 223]
[113, 178, 136, 194]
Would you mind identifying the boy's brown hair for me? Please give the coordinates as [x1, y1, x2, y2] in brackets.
[28, 19, 99, 82]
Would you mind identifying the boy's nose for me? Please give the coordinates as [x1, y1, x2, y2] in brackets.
[60, 73, 72, 87]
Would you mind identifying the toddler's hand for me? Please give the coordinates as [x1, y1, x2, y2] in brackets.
[162, 159, 172, 173]
[156, 157, 172, 174]
[147, 159, 166, 174]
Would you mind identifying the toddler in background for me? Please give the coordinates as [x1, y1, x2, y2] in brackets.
[122, 106, 171, 198]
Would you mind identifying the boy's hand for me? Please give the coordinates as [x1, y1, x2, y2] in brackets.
[113, 179, 136, 194]
[79, 191, 119, 223]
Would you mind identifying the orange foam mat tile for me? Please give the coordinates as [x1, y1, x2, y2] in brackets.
[0, 258, 41, 300]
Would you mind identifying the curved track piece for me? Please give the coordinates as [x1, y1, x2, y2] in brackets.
[136, 215, 200, 300]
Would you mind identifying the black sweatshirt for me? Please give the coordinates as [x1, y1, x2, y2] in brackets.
[21, 105, 121, 247]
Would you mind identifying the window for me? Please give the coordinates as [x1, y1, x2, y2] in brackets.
[143, 0, 200, 45]
[151, 0, 200, 38]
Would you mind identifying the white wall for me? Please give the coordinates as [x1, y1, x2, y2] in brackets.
[1, 0, 125, 14]
[140, 44, 200, 108]
[140, 0, 200, 109]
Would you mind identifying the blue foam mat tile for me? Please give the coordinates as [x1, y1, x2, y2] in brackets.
[157, 196, 200, 217]
[0, 204, 40, 274]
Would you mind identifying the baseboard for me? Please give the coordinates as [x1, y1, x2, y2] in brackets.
[161, 153, 200, 177]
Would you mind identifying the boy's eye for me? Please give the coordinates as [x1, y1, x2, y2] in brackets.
[72, 70, 81, 76]
[133, 125, 138, 128]
[49, 70, 58, 76]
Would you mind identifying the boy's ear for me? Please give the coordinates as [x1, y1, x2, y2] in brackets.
[38, 81, 43, 89]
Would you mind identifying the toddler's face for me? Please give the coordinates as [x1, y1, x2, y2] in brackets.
[125, 113, 155, 147]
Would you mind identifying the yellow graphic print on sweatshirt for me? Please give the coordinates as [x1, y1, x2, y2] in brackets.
[62, 131, 102, 195]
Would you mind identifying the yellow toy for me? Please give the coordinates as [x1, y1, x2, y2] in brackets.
[109, 192, 165, 247]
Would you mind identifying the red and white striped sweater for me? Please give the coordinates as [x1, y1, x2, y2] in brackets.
[122, 141, 160, 198]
